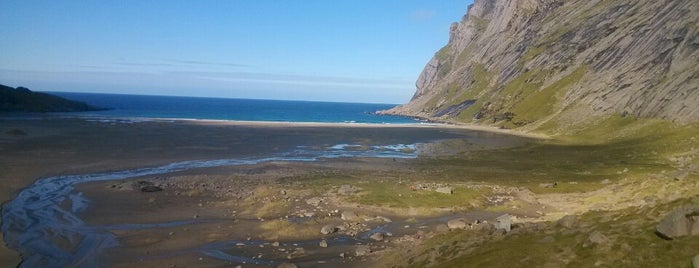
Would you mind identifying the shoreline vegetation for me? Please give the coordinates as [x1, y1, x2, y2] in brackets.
[1, 115, 696, 267]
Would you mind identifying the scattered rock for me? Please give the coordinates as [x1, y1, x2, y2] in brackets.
[539, 182, 558, 188]
[355, 245, 372, 256]
[277, 263, 298, 268]
[538, 235, 555, 243]
[338, 185, 361, 195]
[375, 216, 392, 222]
[435, 186, 454, 194]
[435, 224, 450, 233]
[557, 215, 577, 229]
[141, 185, 163, 192]
[370, 232, 385, 241]
[583, 231, 610, 248]
[447, 218, 468, 230]
[272, 241, 280, 247]
[495, 214, 511, 232]
[306, 197, 323, 207]
[341, 210, 359, 221]
[656, 206, 699, 239]
[319, 239, 328, 248]
[132, 181, 162, 192]
[320, 224, 337, 235]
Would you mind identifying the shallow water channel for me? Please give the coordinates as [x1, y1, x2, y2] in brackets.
[1, 144, 419, 267]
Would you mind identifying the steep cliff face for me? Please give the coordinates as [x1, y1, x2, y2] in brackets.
[384, 0, 699, 128]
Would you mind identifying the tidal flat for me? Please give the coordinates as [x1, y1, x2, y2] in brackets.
[0, 117, 696, 267]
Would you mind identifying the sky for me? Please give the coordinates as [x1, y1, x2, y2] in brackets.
[0, 1, 471, 104]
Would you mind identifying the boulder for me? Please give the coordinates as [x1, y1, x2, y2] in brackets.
[338, 185, 361, 195]
[277, 263, 298, 268]
[583, 231, 610, 248]
[557, 215, 577, 229]
[305, 197, 323, 207]
[355, 245, 372, 256]
[656, 206, 699, 239]
[320, 224, 337, 235]
[435, 187, 454, 194]
[369, 232, 385, 241]
[447, 218, 468, 230]
[319, 239, 328, 248]
[341, 210, 359, 221]
[693, 254, 699, 268]
[495, 214, 511, 232]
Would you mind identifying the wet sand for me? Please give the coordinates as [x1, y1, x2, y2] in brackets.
[0, 117, 533, 267]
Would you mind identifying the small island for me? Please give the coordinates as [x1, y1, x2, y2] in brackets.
[0, 84, 103, 113]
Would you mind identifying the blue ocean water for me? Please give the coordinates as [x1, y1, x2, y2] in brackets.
[49, 92, 418, 124]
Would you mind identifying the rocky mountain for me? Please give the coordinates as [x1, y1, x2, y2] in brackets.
[382, 0, 698, 129]
[0, 84, 103, 113]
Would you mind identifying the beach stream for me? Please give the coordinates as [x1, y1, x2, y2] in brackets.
[1, 144, 419, 267]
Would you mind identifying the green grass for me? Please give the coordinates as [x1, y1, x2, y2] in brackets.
[510, 66, 588, 124]
[385, 197, 699, 268]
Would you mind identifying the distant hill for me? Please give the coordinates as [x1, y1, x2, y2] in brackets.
[0, 84, 104, 113]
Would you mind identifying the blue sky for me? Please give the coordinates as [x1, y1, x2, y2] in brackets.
[0, 1, 471, 104]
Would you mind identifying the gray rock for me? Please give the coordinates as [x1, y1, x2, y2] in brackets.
[538, 235, 555, 243]
[557, 215, 577, 229]
[583, 231, 610, 247]
[319, 239, 328, 248]
[435, 224, 450, 233]
[341, 210, 359, 221]
[338, 185, 361, 195]
[435, 187, 454, 194]
[693, 254, 699, 268]
[355, 245, 371, 256]
[370, 232, 385, 241]
[447, 218, 468, 230]
[495, 214, 511, 232]
[320, 224, 337, 235]
[656, 206, 699, 239]
[305, 197, 323, 207]
[277, 263, 298, 268]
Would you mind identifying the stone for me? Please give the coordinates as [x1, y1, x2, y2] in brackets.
[583, 231, 610, 248]
[539, 182, 558, 188]
[693, 255, 699, 268]
[355, 245, 371, 256]
[447, 218, 468, 230]
[435, 187, 454, 194]
[140, 185, 162, 192]
[272, 241, 280, 247]
[656, 206, 699, 239]
[319, 239, 328, 248]
[557, 215, 577, 229]
[538, 235, 555, 243]
[495, 214, 511, 232]
[306, 197, 323, 207]
[435, 224, 450, 233]
[277, 263, 298, 268]
[320, 224, 337, 235]
[341, 210, 359, 221]
[338, 185, 361, 195]
[369, 232, 385, 241]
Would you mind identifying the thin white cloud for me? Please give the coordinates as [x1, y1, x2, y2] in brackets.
[410, 9, 436, 21]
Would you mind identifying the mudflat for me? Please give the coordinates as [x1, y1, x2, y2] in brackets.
[2, 117, 697, 267]
[0, 117, 530, 267]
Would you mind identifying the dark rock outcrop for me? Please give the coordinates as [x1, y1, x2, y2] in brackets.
[0, 84, 103, 113]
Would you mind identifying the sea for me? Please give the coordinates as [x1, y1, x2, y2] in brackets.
[48, 92, 419, 124]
